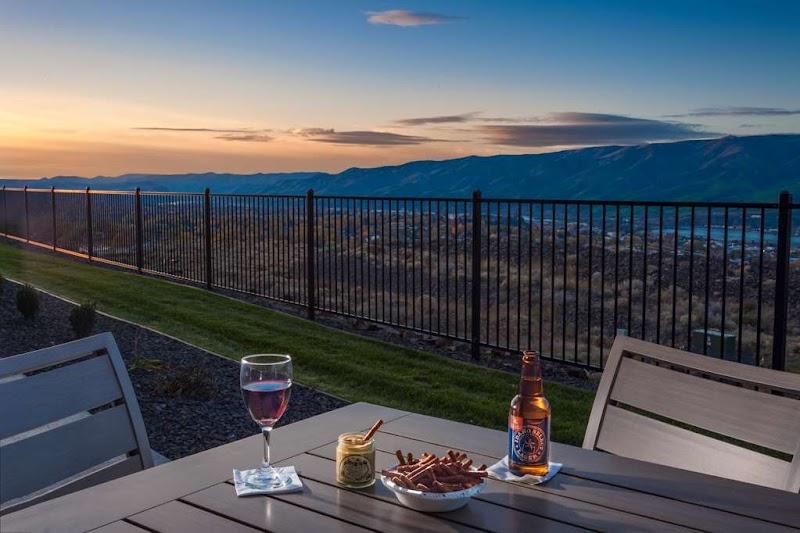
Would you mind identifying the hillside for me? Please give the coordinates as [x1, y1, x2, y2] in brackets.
[3, 134, 799, 201]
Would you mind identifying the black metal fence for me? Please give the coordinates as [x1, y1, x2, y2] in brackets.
[2, 186, 798, 372]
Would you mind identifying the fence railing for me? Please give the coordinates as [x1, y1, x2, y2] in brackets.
[2, 186, 797, 372]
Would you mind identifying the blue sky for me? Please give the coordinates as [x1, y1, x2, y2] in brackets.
[1, 0, 798, 177]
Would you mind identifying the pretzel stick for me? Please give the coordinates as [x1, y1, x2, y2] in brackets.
[408, 462, 437, 482]
[363, 419, 383, 442]
[462, 470, 489, 478]
[395, 450, 406, 465]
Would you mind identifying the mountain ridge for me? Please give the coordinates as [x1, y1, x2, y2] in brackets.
[2, 134, 798, 201]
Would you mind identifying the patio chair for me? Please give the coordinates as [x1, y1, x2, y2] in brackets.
[0, 332, 155, 514]
[583, 336, 800, 492]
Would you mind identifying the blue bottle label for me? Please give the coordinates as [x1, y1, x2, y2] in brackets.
[508, 418, 548, 465]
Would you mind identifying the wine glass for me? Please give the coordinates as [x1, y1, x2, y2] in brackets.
[240, 354, 293, 489]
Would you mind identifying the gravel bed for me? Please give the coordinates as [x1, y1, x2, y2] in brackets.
[0, 279, 349, 460]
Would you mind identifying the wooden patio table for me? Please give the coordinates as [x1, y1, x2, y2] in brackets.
[3, 402, 799, 532]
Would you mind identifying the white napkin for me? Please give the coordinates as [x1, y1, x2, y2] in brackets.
[486, 457, 562, 485]
[232, 466, 303, 496]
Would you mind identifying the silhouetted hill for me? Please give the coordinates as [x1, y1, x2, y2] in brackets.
[0, 172, 324, 194]
[3, 135, 798, 201]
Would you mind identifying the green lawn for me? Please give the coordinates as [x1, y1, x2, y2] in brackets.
[0, 241, 594, 445]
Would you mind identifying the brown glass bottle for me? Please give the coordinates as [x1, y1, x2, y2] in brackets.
[508, 351, 550, 476]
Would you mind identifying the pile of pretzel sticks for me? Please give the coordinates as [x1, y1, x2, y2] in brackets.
[382, 450, 488, 492]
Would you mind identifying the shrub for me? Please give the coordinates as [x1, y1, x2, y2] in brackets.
[69, 301, 97, 338]
[16, 284, 40, 319]
[158, 366, 216, 401]
[129, 355, 167, 372]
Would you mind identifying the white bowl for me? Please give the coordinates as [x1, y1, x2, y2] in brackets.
[380, 472, 486, 513]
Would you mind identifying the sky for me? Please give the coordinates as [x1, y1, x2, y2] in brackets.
[1, 0, 799, 178]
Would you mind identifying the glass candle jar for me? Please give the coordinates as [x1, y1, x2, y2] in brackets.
[336, 432, 375, 488]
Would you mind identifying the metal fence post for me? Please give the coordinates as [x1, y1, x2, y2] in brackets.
[135, 188, 143, 272]
[2, 186, 7, 237]
[24, 185, 30, 242]
[771, 190, 792, 371]
[470, 190, 483, 360]
[51, 186, 57, 251]
[306, 189, 316, 320]
[85, 187, 93, 259]
[204, 188, 212, 289]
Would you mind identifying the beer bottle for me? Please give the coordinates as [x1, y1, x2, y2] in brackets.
[508, 351, 550, 476]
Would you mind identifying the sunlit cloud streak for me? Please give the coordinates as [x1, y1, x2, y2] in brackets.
[475, 116, 540, 123]
[395, 112, 479, 126]
[366, 10, 462, 27]
[132, 126, 270, 133]
[215, 134, 273, 143]
[665, 107, 800, 117]
[480, 113, 713, 147]
[292, 128, 335, 137]
[300, 129, 449, 146]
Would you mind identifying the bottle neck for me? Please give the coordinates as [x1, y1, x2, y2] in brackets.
[518, 352, 544, 396]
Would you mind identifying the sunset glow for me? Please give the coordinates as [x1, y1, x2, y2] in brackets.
[2, 1, 798, 178]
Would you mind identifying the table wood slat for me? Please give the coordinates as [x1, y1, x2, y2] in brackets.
[127, 500, 261, 533]
[2, 403, 410, 533]
[382, 412, 800, 529]
[284, 452, 585, 532]
[182, 483, 370, 533]
[346, 430, 797, 533]
[89, 521, 149, 533]
[307, 443, 694, 532]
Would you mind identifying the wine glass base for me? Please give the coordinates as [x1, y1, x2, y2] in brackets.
[243, 466, 287, 490]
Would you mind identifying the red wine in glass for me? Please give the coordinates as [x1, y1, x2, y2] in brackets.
[242, 380, 292, 427]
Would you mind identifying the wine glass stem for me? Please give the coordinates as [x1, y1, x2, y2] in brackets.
[262, 427, 272, 469]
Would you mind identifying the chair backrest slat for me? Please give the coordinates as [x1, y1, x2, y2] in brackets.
[0, 333, 153, 511]
[0, 334, 123, 377]
[0, 355, 123, 440]
[1, 404, 139, 502]
[584, 336, 800, 492]
[611, 357, 800, 454]
[596, 405, 789, 489]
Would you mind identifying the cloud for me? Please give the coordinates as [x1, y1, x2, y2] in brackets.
[291, 127, 335, 137]
[366, 10, 462, 27]
[479, 112, 712, 147]
[215, 134, 273, 143]
[132, 126, 269, 133]
[665, 107, 800, 118]
[395, 112, 479, 126]
[299, 129, 448, 146]
[475, 116, 540, 123]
